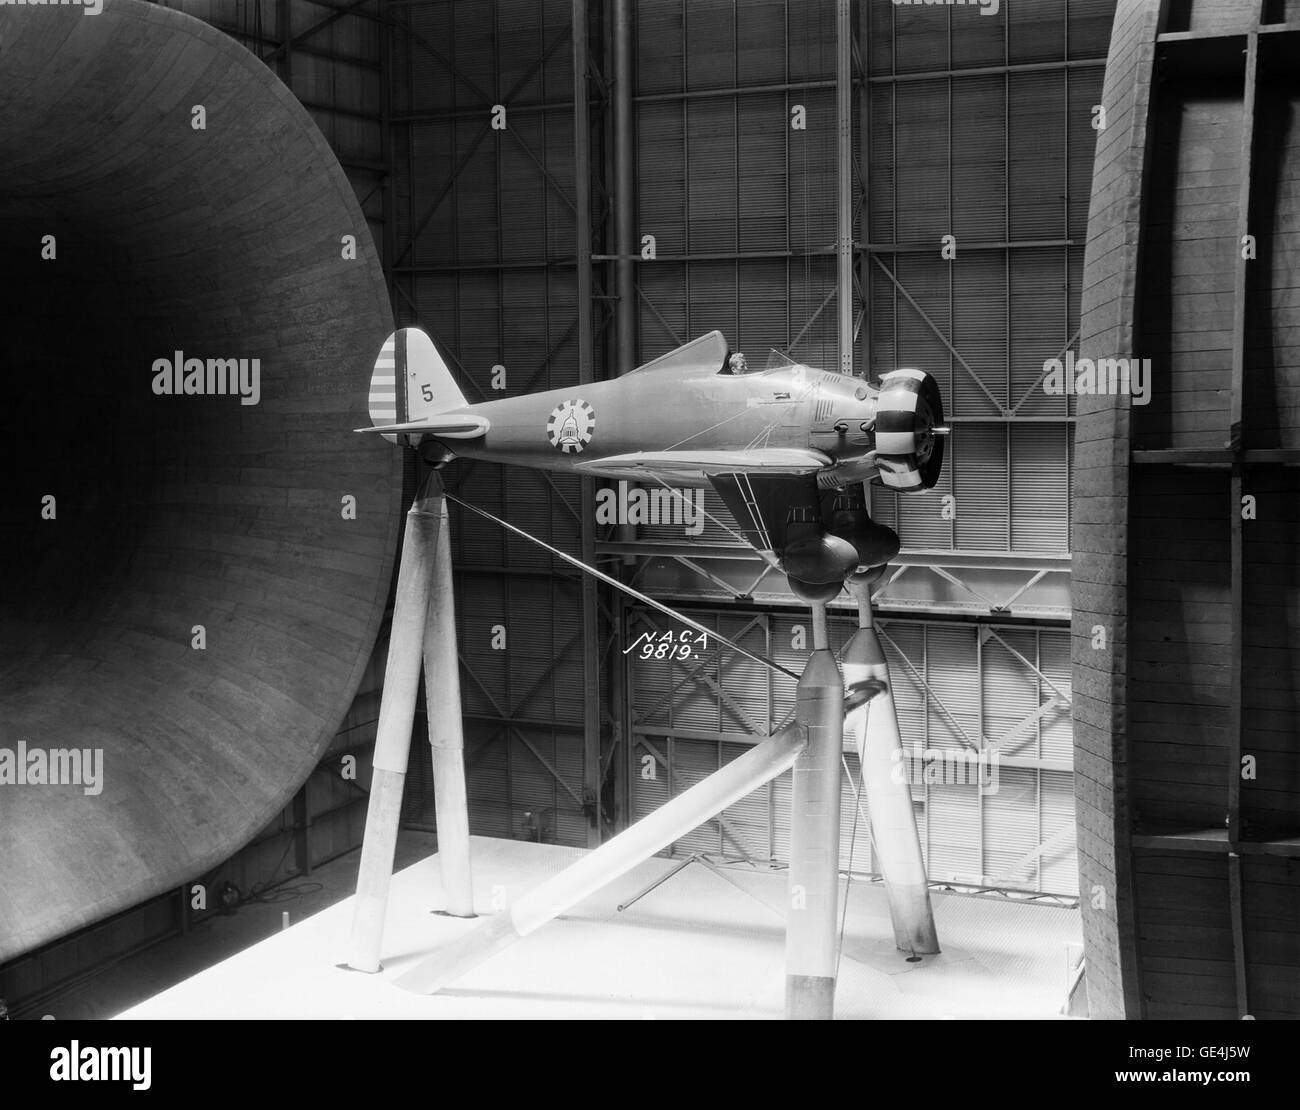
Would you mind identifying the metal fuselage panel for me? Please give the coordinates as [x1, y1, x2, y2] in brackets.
[437, 365, 878, 486]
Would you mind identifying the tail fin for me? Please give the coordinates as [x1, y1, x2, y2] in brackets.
[367, 328, 471, 444]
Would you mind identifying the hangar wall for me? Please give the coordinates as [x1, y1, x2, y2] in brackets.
[392, 0, 1116, 902]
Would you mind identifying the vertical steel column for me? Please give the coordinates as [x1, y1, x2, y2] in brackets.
[855, 0, 870, 377]
[613, 0, 638, 573]
[378, 0, 397, 306]
[784, 602, 844, 1019]
[613, 0, 636, 375]
[836, 0, 854, 374]
[574, 0, 603, 848]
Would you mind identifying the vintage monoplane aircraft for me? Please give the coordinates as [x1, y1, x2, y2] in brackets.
[359, 329, 946, 600]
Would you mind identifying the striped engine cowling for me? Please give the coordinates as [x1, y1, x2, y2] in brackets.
[872, 367, 945, 492]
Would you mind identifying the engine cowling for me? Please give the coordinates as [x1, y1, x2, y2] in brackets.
[782, 531, 860, 585]
[872, 368, 945, 492]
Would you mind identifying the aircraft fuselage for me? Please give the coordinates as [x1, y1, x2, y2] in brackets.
[438, 363, 877, 486]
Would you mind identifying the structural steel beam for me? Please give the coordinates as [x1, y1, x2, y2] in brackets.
[574, 0, 603, 847]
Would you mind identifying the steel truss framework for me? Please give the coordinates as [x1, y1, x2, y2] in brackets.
[623, 603, 1078, 896]
[381, 0, 1105, 848]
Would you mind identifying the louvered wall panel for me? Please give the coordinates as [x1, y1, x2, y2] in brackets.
[1039, 631, 1074, 763]
[1040, 770, 1079, 896]
[983, 629, 1043, 760]
[409, 123, 457, 268]
[737, 95, 788, 254]
[510, 729, 566, 840]
[896, 445, 952, 549]
[453, 128, 500, 264]
[786, 0, 836, 79]
[769, 614, 804, 730]
[465, 721, 513, 839]
[549, 580, 587, 726]
[633, 737, 672, 822]
[926, 783, 982, 883]
[892, 4, 950, 74]
[551, 729, 589, 844]
[499, 118, 550, 262]
[504, 586, 561, 722]
[637, 262, 688, 352]
[868, 484, 899, 533]
[687, 102, 738, 254]
[673, 738, 726, 855]
[454, 465, 506, 565]
[787, 256, 838, 371]
[923, 626, 981, 751]
[1009, 0, 1066, 63]
[952, 78, 1007, 241]
[983, 767, 1040, 886]
[1067, 68, 1105, 240]
[543, 116, 577, 259]
[1068, 0, 1117, 58]
[497, 0, 546, 92]
[406, 3, 455, 105]
[637, 485, 739, 547]
[950, 1, 1005, 68]
[636, 0, 683, 93]
[505, 469, 580, 568]
[454, 271, 504, 380]
[840, 752, 875, 875]
[685, 0, 736, 91]
[868, 85, 896, 245]
[1011, 424, 1071, 552]
[1009, 249, 1071, 417]
[952, 249, 1008, 415]
[787, 90, 837, 253]
[738, 260, 793, 355]
[868, 0, 894, 74]
[717, 614, 774, 735]
[736, 0, 787, 84]
[638, 103, 685, 248]
[1009, 72, 1066, 240]
[954, 424, 1009, 550]
[892, 254, 951, 404]
[686, 261, 740, 347]
[893, 82, 948, 242]
[880, 623, 928, 750]
[721, 741, 775, 862]
[456, 574, 509, 718]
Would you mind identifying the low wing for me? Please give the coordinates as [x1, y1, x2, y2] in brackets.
[706, 472, 822, 558]
[572, 448, 829, 476]
[354, 414, 489, 439]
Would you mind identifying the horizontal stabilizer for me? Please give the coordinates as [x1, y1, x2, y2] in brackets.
[355, 414, 489, 439]
[575, 448, 830, 476]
